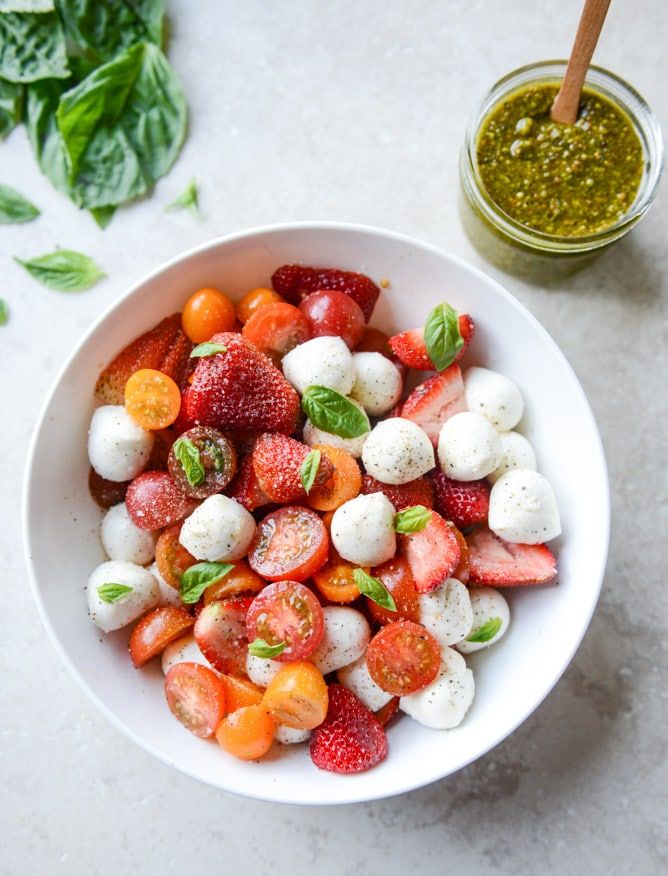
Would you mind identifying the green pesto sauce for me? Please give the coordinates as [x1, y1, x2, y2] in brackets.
[476, 83, 644, 236]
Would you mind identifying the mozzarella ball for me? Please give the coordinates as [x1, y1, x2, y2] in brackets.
[488, 469, 561, 544]
[149, 562, 183, 607]
[419, 578, 473, 647]
[457, 587, 510, 655]
[161, 633, 213, 674]
[400, 646, 475, 730]
[88, 405, 154, 482]
[246, 653, 283, 687]
[464, 366, 524, 431]
[350, 352, 402, 416]
[310, 607, 370, 675]
[337, 654, 393, 711]
[362, 418, 435, 485]
[330, 493, 396, 566]
[303, 397, 369, 459]
[282, 336, 355, 395]
[275, 726, 311, 745]
[100, 502, 156, 565]
[487, 431, 537, 484]
[437, 411, 501, 481]
[87, 560, 159, 633]
[179, 495, 255, 562]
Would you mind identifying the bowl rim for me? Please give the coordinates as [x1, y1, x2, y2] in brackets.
[22, 220, 610, 804]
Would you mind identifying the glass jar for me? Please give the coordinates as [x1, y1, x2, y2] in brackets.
[459, 61, 664, 280]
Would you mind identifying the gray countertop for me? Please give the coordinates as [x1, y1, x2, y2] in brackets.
[2, 1, 666, 873]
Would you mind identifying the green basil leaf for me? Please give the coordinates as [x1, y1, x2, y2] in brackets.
[24, 78, 71, 196]
[247, 638, 286, 659]
[0, 183, 40, 223]
[179, 562, 234, 604]
[55, 0, 164, 61]
[167, 178, 198, 214]
[466, 617, 502, 643]
[173, 436, 205, 488]
[0, 299, 8, 326]
[190, 341, 227, 358]
[0, 77, 22, 139]
[0, 10, 69, 83]
[302, 386, 370, 439]
[300, 449, 321, 494]
[394, 504, 432, 534]
[90, 204, 115, 228]
[97, 582, 133, 603]
[14, 249, 105, 290]
[353, 568, 396, 611]
[0, 3, 55, 11]
[424, 303, 464, 371]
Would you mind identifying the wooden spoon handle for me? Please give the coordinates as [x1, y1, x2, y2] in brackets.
[551, 0, 612, 124]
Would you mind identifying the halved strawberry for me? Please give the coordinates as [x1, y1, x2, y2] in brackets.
[185, 333, 300, 434]
[361, 474, 434, 511]
[251, 433, 334, 504]
[226, 455, 271, 512]
[271, 264, 380, 321]
[388, 314, 475, 370]
[400, 510, 461, 593]
[430, 470, 490, 529]
[466, 526, 557, 587]
[400, 363, 467, 444]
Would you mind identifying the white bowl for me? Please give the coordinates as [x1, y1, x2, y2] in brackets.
[23, 222, 609, 805]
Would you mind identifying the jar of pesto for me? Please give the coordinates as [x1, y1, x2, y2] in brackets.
[460, 61, 663, 279]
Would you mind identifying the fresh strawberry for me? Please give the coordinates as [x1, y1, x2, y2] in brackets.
[466, 526, 557, 587]
[388, 314, 475, 370]
[226, 455, 271, 512]
[361, 474, 434, 511]
[251, 433, 334, 503]
[271, 264, 380, 321]
[400, 510, 461, 593]
[95, 314, 193, 405]
[309, 684, 388, 774]
[400, 363, 466, 444]
[430, 470, 490, 529]
[185, 333, 300, 434]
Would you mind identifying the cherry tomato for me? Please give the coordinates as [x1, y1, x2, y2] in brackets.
[167, 426, 237, 499]
[155, 524, 197, 589]
[246, 581, 324, 661]
[235, 287, 284, 324]
[125, 368, 181, 430]
[129, 606, 194, 668]
[299, 290, 365, 349]
[164, 662, 226, 738]
[215, 705, 276, 760]
[219, 675, 264, 712]
[366, 620, 441, 696]
[355, 326, 392, 357]
[202, 560, 264, 603]
[368, 556, 419, 625]
[125, 471, 197, 530]
[375, 696, 400, 727]
[241, 302, 311, 362]
[248, 506, 328, 582]
[313, 559, 362, 603]
[182, 287, 236, 343]
[88, 467, 129, 508]
[148, 427, 177, 471]
[193, 596, 252, 676]
[306, 445, 362, 512]
[449, 522, 470, 584]
[262, 662, 328, 729]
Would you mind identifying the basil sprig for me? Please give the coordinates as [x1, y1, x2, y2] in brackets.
[0, 184, 40, 224]
[14, 249, 105, 291]
[353, 568, 396, 611]
[173, 436, 205, 488]
[179, 561, 234, 604]
[394, 505, 432, 534]
[300, 449, 321, 494]
[301, 385, 370, 439]
[190, 341, 226, 358]
[168, 178, 198, 214]
[248, 638, 286, 659]
[97, 582, 133, 603]
[424, 303, 463, 371]
[466, 617, 502, 643]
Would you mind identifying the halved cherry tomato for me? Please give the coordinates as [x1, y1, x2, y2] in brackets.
[155, 524, 197, 589]
[306, 445, 362, 512]
[246, 581, 324, 661]
[262, 662, 328, 729]
[299, 290, 365, 350]
[368, 556, 419, 625]
[167, 426, 237, 499]
[248, 506, 328, 582]
[366, 620, 441, 696]
[355, 326, 392, 357]
[129, 606, 194, 668]
[375, 696, 400, 727]
[219, 675, 264, 712]
[313, 560, 362, 603]
[215, 705, 276, 760]
[449, 522, 470, 584]
[164, 662, 226, 738]
[182, 287, 236, 343]
[203, 560, 265, 603]
[235, 287, 284, 324]
[125, 471, 196, 531]
[125, 368, 181, 430]
[193, 596, 252, 676]
[241, 302, 311, 362]
[88, 467, 129, 508]
[148, 427, 177, 471]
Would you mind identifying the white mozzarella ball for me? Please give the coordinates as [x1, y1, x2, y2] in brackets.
[88, 405, 154, 482]
[149, 562, 183, 607]
[310, 607, 371, 675]
[464, 366, 524, 431]
[275, 726, 311, 745]
[350, 352, 402, 416]
[362, 418, 435, 485]
[282, 336, 355, 395]
[330, 493, 396, 566]
[303, 397, 369, 459]
[487, 431, 537, 484]
[87, 560, 159, 633]
[419, 578, 473, 647]
[337, 655, 392, 711]
[457, 587, 510, 655]
[488, 469, 561, 544]
[246, 653, 283, 687]
[400, 646, 475, 730]
[437, 411, 501, 481]
[179, 495, 256, 562]
[100, 502, 156, 565]
[161, 633, 213, 675]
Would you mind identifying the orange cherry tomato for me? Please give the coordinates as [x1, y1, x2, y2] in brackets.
[235, 287, 284, 324]
[449, 522, 470, 584]
[125, 368, 181, 430]
[368, 556, 419, 626]
[306, 444, 362, 512]
[241, 302, 311, 363]
[313, 559, 362, 603]
[355, 326, 392, 357]
[215, 705, 276, 760]
[182, 287, 236, 343]
[164, 662, 226, 738]
[203, 559, 265, 603]
[219, 675, 264, 712]
[248, 506, 329, 582]
[366, 620, 441, 696]
[129, 606, 194, 668]
[375, 696, 400, 727]
[155, 524, 197, 590]
[262, 662, 328, 730]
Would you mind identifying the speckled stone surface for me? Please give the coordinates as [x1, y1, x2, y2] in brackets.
[2, 1, 666, 873]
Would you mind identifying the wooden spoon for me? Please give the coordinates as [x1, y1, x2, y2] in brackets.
[551, 0, 612, 124]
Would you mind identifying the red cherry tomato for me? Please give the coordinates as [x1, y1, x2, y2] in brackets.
[193, 596, 252, 676]
[129, 606, 194, 668]
[365, 620, 441, 696]
[248, 506, 328, 582]
[167, 426, 237, 499]
[299, 290, 365, 350]
[368, 556, 420, 626]
[164, 662, 227, 738]
[241, 302, 311, 362]
[88, 467, 129, 508]
[246, 581, 324, 661]
[125, 471, 196, 530]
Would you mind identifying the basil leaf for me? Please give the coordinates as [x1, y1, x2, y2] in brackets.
[0, 183, 40, 223]
[173, 436, 205, 488]
[55, 0, 164, 62]
[0, 3, 55, 11]
[394, 505, 432, 534]
[14, 249, 105, 291]
[90, 205, 115, 228]
[302, 386, 370, 439]
[0, 10, 69, 83]
[248, 638, 286, 659]
[97, 582, 133, 603]
[0, 78, 22, 139]
[300, 449, 321, 494]
[167, 178, 198, 214]
[0, 299, 8, 326]
[424, 303, 464, 371]
[466, 617, 502, 643]
[179, 562, 234, 604]
[190, 341, 226, 358]
[24, 78, 71, 196]
[353, 568, 396, 611]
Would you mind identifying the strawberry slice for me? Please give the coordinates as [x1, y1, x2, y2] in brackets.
[95, 314, 193, 405]
[226, 455, 271, 512]
[185, 333, 300, 434]
[400, 363, 467, 444]
[251, 433, 334, 503]
[400, 510, 461, 593]
[309, 684, 388, 774]
[271, 264, 380, 321]
[361, 474, 434, 511]
[389, 315, 475, 370]
[466, 526, 557, 586]
[430, 470, 490, 529]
